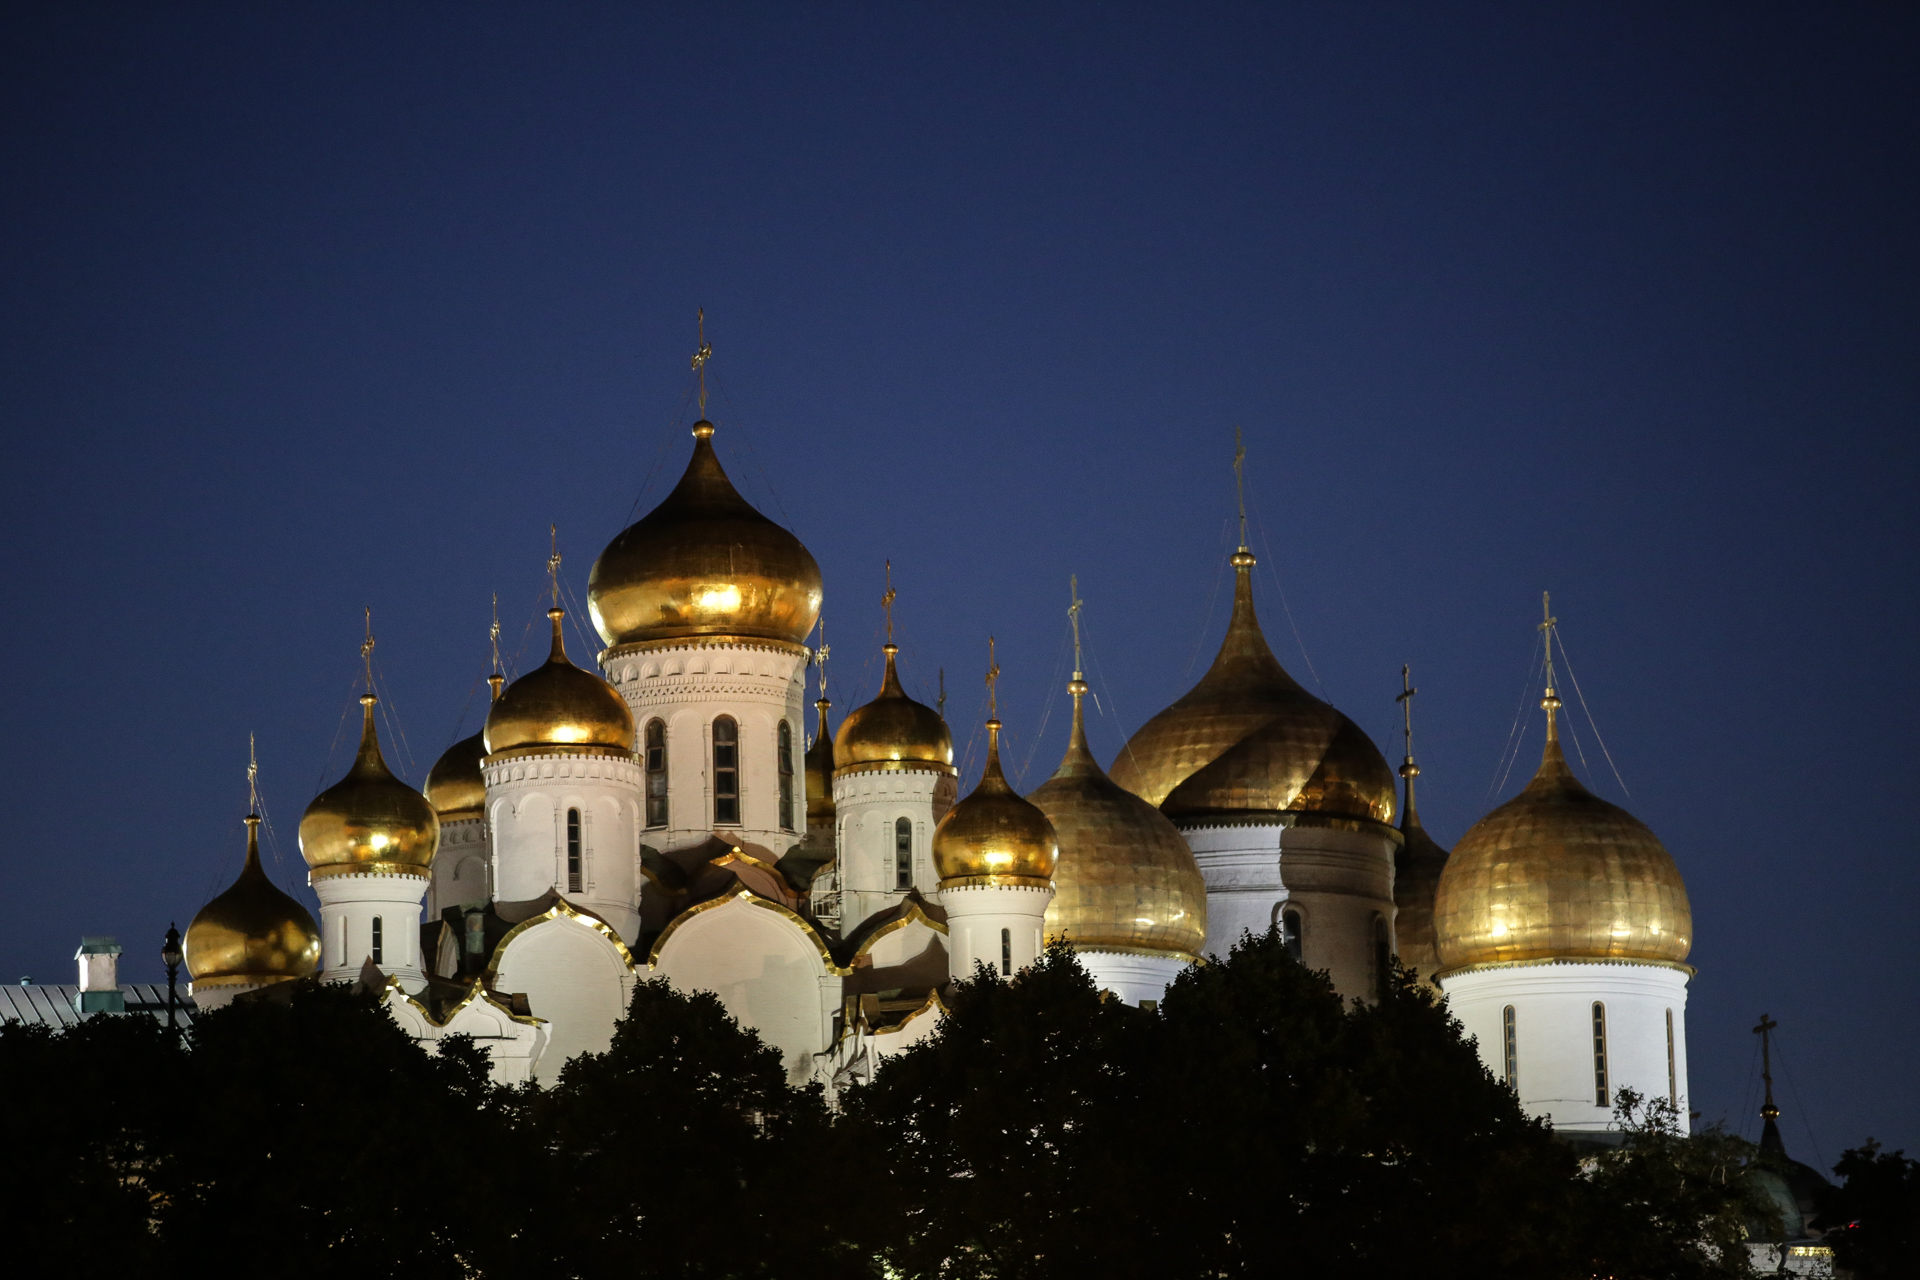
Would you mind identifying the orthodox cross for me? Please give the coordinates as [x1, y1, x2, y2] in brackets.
[489, 592, 502, 676]
[247, 732, 260, 815]
[1397, 664, 1418, 763]
[882, 560, 897, 645]
[548, 524, 563, 607]
[691, 308, 713, 418]
[1068, 574, 1085, 680]
[815, 616, 830, 699]
[937, 668, 946, 720]
[361, 607, 376, 691]
[1539, 590, 1558, 684]
[1753, 1013, 1780, 1115]
[1233, 425, 1249, 551]
[985, 636, 1000, 719]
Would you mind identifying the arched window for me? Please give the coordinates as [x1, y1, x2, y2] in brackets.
[713, 717, 740, 825]
[1000, 928, 1012, 977]
[895, 817, 913, 890]
[1502, 1006, 1518, 1091]
[1372, 915, 1391, 1000]
[464, 909, 485, 957]
[371, 916, 385, 967]
[1592, 1002, 1610, 1107]
[644, 720, 668, 829]
[566, 807, 583, 893]
[1666, 1008, 1677, 1106]
[1281, 908, 1304, 962]
[778, 721, 796, 831]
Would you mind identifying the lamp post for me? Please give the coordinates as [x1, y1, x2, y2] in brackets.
[160, 924, 183, 1043]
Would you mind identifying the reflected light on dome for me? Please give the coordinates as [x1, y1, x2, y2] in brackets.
[697, 585, 742, 612]
[370, 834, 390, 851]
[1490, 922, 1508, 937]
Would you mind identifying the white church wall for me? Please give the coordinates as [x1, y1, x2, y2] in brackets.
[314, 871, 428, 988]
[483, 752, 642, 945]
[491, 912, 637, 1084]
[1078, 950, 1190, 1007]
[426, 815, 490, 919]
[941, 884, 1052, 982]
[833, 768, 942, 926]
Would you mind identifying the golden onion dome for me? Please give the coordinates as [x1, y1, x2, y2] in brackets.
[1032, 680, 1206, 958]
[589, 421, 823, 649]
[1109, 549, 1396, 825]
[187, 815, 322, 989]
[485, 610, 635, 758]
[300, 694, 440, 880]
[1390, 759, 1451, 984]
[1434, 707, 1691, 971]
[424, 675, 501, 821]
[805, 696, 836, 828]
[834, 644, 956, 779]
[933, 718, 1058, 885]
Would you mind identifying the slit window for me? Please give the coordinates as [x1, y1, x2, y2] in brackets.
[371, 916, 384, 967]
[1282, 908, 1303, 962]
[778, 721, 796, 831]
[895, 817, 913, 890]
[1666, 1008, 1677, 1106]
[1503, 1006, 1518, 1091]
[713, 718, 739, 825]
[566, 807, 582, 893]
[1000, 928, 1012, 976]
[644, 720, 668, 828]
[1592, 1002, 1610, 1107]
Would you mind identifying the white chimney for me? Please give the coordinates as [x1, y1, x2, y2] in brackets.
[74, 937, 125, 1014]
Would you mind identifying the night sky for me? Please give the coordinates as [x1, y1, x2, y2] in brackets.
[3, 6, 1914, 1161]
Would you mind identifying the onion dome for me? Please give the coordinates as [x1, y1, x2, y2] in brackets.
[588, 420, 823, 649]
[933, 716, 1058, 886]
[1434, 686, 1691, 971]
[300, 694, 440, 880]
[1109, 548, 1396, 825]
[425, 673, 502, 821]
[805, 695, 836, 828]
[484, 610, 635, 758]
[187, 814, 322, 988]
[835, 644, 956, 779]
[1031, 675, 1205, 958]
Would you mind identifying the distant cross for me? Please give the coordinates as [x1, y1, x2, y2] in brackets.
[361, 607, 376, 690]
[1538, 590, 1558, 682]
[1068, 574, 1085, 680]
[985, 636, 1001, 719]
[1233, 426, 1249, 550]
[882, 560, 897, 645]
[247, 732, 260, 815]
[490, 592, 502, 676]
[691, 308, 713, 417]
[937, 668, 946, 720]
[1753, 1014, 1779, 1113]
[548, 524, 563, 607]
[815, 616, 830, 700]
[1397, 664, 1418, 762]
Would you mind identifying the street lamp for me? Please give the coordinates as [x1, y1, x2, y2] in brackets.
[160, 924, 183, 1042]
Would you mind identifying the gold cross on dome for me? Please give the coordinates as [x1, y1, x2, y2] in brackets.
[882, 559, 897, 645]
[1233, 426, 1249, 551]
[247, 732, 260, 815]
[548, 524, 563, 607]
[490, 592, 502, 676]
[985, 635, 1001, 719]
[691, 308, 713, 417]
[1068, 574, 1085, 680]
[361, 607, 376, 689]
[1397, 663, 1417, 753]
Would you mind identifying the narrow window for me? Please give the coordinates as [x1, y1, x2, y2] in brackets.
[1281, 908, 1303, 962]
[371, 916, 384, 967]
[1502, 1006, 1518, 1091]
[778, 721, 796, 831]
[713, 718, 739, 825]
[566, 807, 582, 893]
[1000, 928, 1012, 976]
[895, 817, 913, 890]
[1666, 1008, 1677, 1106]
[1372, 916, 1392, 1000]
[1592, 1002, 1610, 1107]
[644, 720, 668, 828]
[464, 910, 485, 957]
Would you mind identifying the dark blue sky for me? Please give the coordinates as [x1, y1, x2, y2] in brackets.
[3, 5, 1913, 1160]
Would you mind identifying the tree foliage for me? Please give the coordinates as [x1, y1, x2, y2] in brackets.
[1814, 1140, 1920, 1279]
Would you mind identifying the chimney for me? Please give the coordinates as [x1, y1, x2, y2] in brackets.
[74, 937, 125, 1014]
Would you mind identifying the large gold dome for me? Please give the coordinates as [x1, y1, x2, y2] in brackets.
[589, 421, 822, 649]
[300, 695, 440, 880]
[1434, 726, 1691, 971]
[933, 720, 1058, 885]
[1032, 684, 1205, 958]
[485, 610, 635, 758]
[835, 644, 955, 779]
[1109, 551, 1396, 825]
[187, 815, 322, 989]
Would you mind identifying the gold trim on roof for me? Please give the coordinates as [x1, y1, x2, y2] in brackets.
[485, 895, 638, 980]
[646, 888, 850, 975]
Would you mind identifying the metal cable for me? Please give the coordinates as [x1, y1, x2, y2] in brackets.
[1550, 628, 1632, 799]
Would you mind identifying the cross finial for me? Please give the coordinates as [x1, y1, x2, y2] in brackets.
[1396, 664, 1418, 760]
[361, 607, 376, 691]
[1068, 574, 1085, 681]
[1233, 426, 1249, 552]
[247, 732, 260, 816]
[691, 308, 713, 418]
[1538, 591, 1562, 737]
[489, 592, 502, 676]
[1753, 1014, 1780, 1114]
[814, 616, 830, 700]
[937, 668, 946, 720]
[548, 524, 563, 608]
[882, 560, 897, 646]
[985, 636, 1000, 720]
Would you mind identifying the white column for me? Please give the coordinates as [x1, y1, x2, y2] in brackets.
[941, 884, 1053, 982]
[314, 872, 429, 989]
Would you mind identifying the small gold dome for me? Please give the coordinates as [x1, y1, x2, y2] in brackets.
[933, 719, 1058, 885]
[1110, 551, 1395, 825]
[835, 645, 955, 779]
[485, 610, 635, 758]
[1032, 683, 1205, 958]
[300, 695, 440, 880]
[188, 816, 321, 988]
[1434, 726, 1691, 971]
[424, 674, 501, 820]
[589, 421, 823, 649]
[805, 697, 836, 828]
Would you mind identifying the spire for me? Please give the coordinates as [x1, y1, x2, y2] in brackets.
[813, 615, 832, 742]
[983, 636, 1006, 782]
[876, 564, 906, 697]
[1058, 580, 1100, 777]
[1397, 664, 1421, 827]
[243, 736, 267, 875]
[1215, 431, 1282, 676]
[488, 593, 505, 702]
[1754, 1013, 1785, 1155]
[691, 307, 713, 419]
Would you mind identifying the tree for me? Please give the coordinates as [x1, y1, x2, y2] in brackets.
[1814, 1141, 1920, 1280]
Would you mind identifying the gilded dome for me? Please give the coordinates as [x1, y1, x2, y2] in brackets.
[485, 610, 635, 758]
[1109, 551, 1396, 825]
[1032, 683, 1206, 958]
[805, 696, 836, 827]
[589, 421, 822, 649]
[300, 695, 440, 880]
[835, 644, 956, 779]
[425, 676, 498, 821]
[1434, 721, 1691, 971]
[187, 815, 322, 988]
[933, 719, 1058, 885]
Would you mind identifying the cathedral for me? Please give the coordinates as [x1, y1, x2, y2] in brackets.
[182, 369, 1697, 1135]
